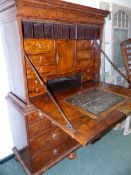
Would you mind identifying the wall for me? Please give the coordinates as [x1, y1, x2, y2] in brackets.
[0, 0, 131, 159]
[0, 30, 13, 159]
[64, 0, 131, 8]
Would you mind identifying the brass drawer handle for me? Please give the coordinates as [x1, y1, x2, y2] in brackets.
[52, 133, 57, 140]
[53, 149, 59, 156]
[38, 111, 44, 118]
[51, 121, 55, 126]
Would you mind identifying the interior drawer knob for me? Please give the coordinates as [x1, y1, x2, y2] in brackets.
[35, 88, 39, 93]
[35, 80, 39, 84]
[39, 56, 43, 62]
[37, 43, 42, 48]
[53, 149, 59, 156]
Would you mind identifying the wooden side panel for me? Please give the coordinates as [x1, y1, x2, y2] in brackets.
[1, 19, 26, 102]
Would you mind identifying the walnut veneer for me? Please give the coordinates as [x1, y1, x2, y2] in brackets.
[1, 1, 131, 175]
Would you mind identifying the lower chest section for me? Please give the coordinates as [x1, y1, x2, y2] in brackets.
[24, 112, 79, 173]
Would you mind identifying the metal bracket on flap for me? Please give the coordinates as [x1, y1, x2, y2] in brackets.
[92, 40, 131, 87]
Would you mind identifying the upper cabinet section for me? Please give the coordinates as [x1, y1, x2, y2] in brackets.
[15, 0, 109, 25]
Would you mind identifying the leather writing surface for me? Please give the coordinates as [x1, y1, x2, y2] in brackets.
[65, 88, 125, 116]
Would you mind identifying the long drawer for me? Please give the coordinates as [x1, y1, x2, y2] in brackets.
[27, 112, 53, 138]
[29, 127, 72, 155]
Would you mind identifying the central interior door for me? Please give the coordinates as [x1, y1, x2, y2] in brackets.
[56, 40, 75, 73]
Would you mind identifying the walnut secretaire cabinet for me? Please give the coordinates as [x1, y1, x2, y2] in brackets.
[1, 0, 131, 175]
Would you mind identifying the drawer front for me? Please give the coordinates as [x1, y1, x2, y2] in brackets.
[27, 77, 47, 97]
[26, 64, 56, 78]
[77, 50, 91, 61]
[29, 127, 71, 155]
[31, 131, 78, 173]
[76, 40, 91, 50]
[28, 86, 46, 97]
[27, 78, 41, 89]
[26, 53, 55, 67]
[37, 65, 56, 75]
[27, 112, 44, 125]
[27, 113, 53, 138]
[24, 39, 54, 54]
[76, 59, 93, 71]
[82, 69, 94, 81]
